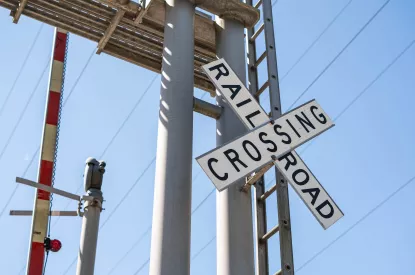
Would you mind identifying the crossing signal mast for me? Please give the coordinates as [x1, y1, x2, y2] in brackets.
[0, 0, 344, 274]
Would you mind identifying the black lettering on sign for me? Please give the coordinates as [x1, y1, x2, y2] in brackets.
[295, 112, 315, 133]
[310, 105, 327, 124]
[236, 98, 252, 108]
[224, 149, 248, 172]
[301, 188, 320, 205]
[208, 158, 228, 181]
[292, 169, 309, 185]
[274, 124, 292, 144]
[286, 119, 301, 138]
[258, 132, 277, 153]
[209, 63, 229, 80]
[246, 110, 261, 128]
[242, 140, 261, 161]
[222, 85, 241, 100]
[316, 200, 334, 219]
[277, 152, 297, 171]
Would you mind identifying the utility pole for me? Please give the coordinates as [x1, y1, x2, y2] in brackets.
[76, 158, 106, 275]
[26, 27, 68, 275]
[149, 0, 195, 274]
[215, 9, 255, 275]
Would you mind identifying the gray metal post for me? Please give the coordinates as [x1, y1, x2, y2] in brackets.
[76, 158, 106, 275]
[149, 0, 195, 274]
[215, 15, 255, 275]
[262, 0, 295, 273]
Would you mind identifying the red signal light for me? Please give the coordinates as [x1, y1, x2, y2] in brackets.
[44, 237, 62, 252]
[50, 239, 62, 252]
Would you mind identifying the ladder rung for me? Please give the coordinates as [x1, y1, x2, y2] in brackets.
[241, 162, 274, 192]
[249, 23, 264, 42]
[260, 225, 279, 242]
[255, 80, 269, 97]
[260, 184, 277, 201]
[274, 270, 282, 275]
[254, 0, 263, 9]
[254, 50, 267, 68]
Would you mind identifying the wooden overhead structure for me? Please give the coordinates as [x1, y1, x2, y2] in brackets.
[0, 0, 260, 95]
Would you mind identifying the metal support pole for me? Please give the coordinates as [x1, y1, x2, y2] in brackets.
[262, 0, 295, 273]
[149, 0, 195, 274]
[76, 158, 106, 275]
[215, 14, 255, 275]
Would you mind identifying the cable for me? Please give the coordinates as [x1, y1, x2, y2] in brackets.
[104, 165, 210, 274]
[279, 0, 353, 83]
[286, 0, 390, 111]
[52, 73, 158, 229]
[296, 174, 415, 273]
[0, 58, 50, 162]
[107, 226, 152, 274]
[0, 24, 44, 118]
[133, 258, 150, 275]
[62, 156, 157, 274]
[298, 38, 415, 156]
[191, 235, 216, 261]
[264, 37, 415, 190]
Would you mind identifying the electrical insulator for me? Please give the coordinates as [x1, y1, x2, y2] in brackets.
[44, 237, 62, 252]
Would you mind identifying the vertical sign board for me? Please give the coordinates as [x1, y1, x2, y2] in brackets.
[27, 28, 68, 274]
[198, 58, 343, 229]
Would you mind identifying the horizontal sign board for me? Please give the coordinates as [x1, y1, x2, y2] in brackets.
[196, 99, 334, 191]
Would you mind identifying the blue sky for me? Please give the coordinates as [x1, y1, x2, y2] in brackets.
[0, 0, 414, 274]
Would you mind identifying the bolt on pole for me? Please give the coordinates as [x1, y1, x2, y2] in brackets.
[76, 158, 106, 275]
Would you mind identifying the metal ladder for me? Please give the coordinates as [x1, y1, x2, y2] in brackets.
[245, 1, 295, 274]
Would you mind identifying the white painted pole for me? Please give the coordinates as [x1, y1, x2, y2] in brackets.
[215, 14, 255, 275]
[149, 0, 195, 274]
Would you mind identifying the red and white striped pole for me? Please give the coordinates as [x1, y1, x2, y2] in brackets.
[26, 27, 69, 275]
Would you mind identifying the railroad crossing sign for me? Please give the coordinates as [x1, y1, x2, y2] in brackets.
[196, 58, 343, 229]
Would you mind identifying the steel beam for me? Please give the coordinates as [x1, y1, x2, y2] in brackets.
[193, 97, 222, 119]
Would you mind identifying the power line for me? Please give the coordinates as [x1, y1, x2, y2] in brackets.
[52, 73, 158, 229]
[0, 58, 50, 162]
[264, 37, 415, 190]
[286, 0, 391, 111]
[297, 38, 415, 156]
[11, 48, 96, 275]
[279, 0, 353, 83]
[296, 174, 415, 273]
[191, 235, 216, 261]
[62, 156, 156, 274]
[104, 166, 212, 273]
[108, 176, 215, 274]
[0, 24, 45, 118]
[107, 226, 152, 275]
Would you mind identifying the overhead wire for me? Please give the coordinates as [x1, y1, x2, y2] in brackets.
[0, 23, 44, 118]
[185, 32, 415, 272]
[12, 47, 96, 274]
[286, 0, 391, 111]
[295, 174, 415, 273]
[107, 171, 215, 275]
[61, 74, 159, 274]
[52, 73, 158, 230]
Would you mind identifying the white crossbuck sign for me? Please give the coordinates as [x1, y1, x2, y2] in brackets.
[196, 58, 343, 229]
